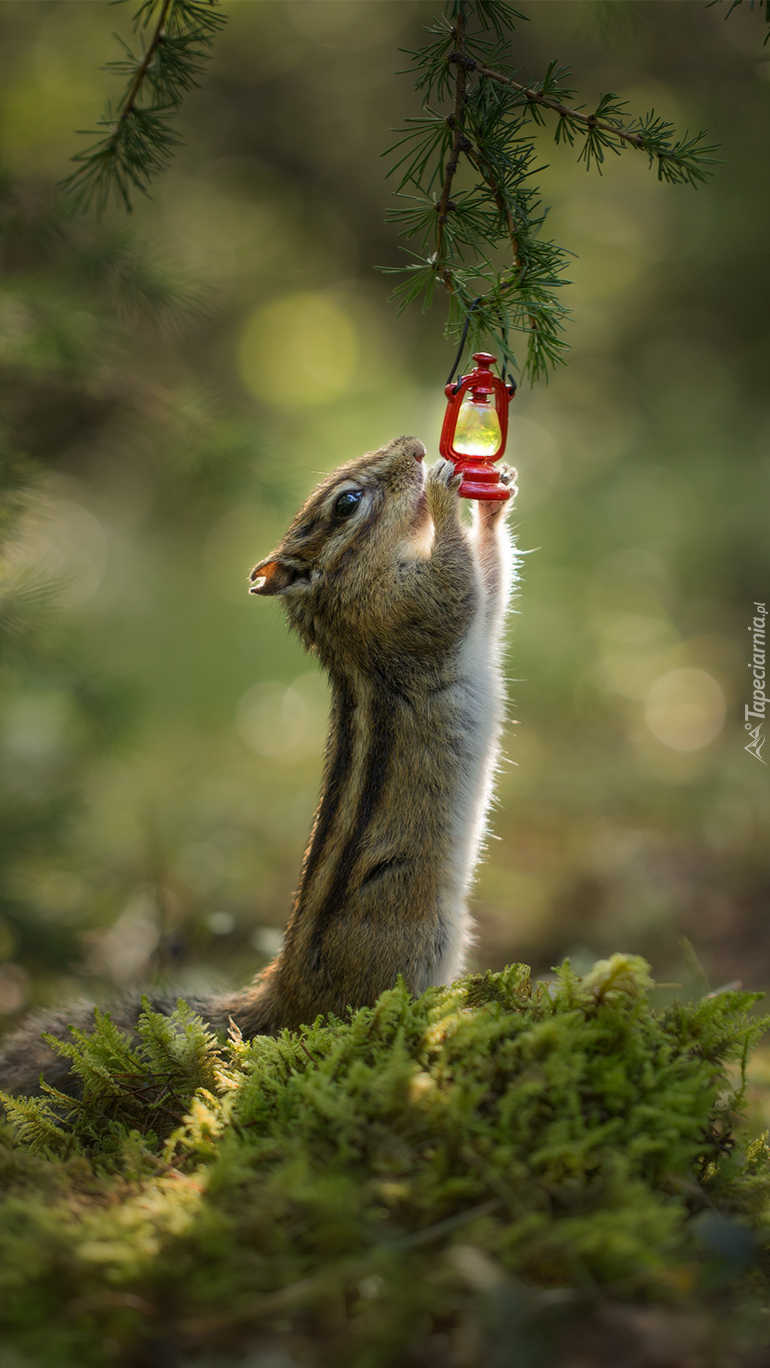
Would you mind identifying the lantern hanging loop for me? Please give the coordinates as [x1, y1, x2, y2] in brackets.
[445, 297, 482, 390]
[445, 300, 518, 396]
[498, 320, 517, 395]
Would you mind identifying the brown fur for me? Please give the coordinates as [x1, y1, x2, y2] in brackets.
[0, 435, 516, 1095]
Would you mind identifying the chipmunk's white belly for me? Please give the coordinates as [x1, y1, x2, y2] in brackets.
[421, 607, 507, 989]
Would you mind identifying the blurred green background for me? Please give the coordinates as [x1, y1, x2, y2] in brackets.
[0, 0, 768, 1032]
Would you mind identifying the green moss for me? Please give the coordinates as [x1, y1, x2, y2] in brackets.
[1, 955, 770, 1366]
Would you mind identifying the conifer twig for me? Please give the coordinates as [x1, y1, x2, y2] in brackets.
[119, 0, 173, 127]
[384, 0, 719, 383]
[62, 0, 227, 216]
[468, 58, 648, 143]
[434, 5, 470, 288]
[440, 12, 524, 277]
[461, 55, 718, 186]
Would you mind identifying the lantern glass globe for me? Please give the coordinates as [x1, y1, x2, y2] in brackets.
[453, 395, 502, 457]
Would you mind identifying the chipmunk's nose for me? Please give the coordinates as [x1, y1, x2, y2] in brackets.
[389, 434, 425, 464]
[403, 435, 425, 462]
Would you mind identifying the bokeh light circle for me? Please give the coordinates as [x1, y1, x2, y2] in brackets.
[238, 292, 359, 407]
[644, 667, 726, 752]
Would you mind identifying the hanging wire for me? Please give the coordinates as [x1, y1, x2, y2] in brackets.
[445, 298, 481, 389]
[445, 299, 518, 394]
[498, 318, 517, 394]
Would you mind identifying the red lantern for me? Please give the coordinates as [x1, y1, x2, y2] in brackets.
[439, 351, 515, 501]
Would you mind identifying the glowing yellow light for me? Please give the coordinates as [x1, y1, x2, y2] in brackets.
[453, 395, 502, 456]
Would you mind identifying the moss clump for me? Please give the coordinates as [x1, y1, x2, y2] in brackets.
[1, 954, 770, 1367]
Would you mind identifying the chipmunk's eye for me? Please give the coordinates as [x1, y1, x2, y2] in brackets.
[333, 489, 363, 520]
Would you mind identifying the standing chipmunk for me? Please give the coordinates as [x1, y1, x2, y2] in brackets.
[0, 435, 516, 1095]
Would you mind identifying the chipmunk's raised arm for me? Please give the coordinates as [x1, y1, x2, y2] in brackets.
[381, 459, 479, 660]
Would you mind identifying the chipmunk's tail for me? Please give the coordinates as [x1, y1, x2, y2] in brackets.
[0, 998, 119, 1098]
[0, 975, 278, 1099]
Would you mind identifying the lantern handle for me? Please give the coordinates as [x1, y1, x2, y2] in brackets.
[445, 298, 481, 390]
[498, 322, 517, 395]
[445, 300, 518, 395]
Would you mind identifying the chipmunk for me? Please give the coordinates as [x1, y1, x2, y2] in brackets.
[0, 435, 517, 1096]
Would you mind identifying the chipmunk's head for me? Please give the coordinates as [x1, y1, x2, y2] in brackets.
[248, 434, 428, 651]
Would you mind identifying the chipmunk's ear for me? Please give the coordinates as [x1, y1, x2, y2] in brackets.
[249, 557, 307, 596]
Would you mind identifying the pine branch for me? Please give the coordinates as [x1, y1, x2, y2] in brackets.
[384, 1, 719, 384]
[464, 58, 719, 186]
[118, 0, 173, 121]
[434, 5, 471, 288]
[61, 0, 227, 216]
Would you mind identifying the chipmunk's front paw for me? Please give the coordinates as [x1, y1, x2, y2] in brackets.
[427, 458, 462, 505]
[428, 457, 462, 489]
[479, 464, 518, 522]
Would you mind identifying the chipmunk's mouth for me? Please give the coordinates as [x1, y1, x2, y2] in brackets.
[249, 557, 311, 595]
